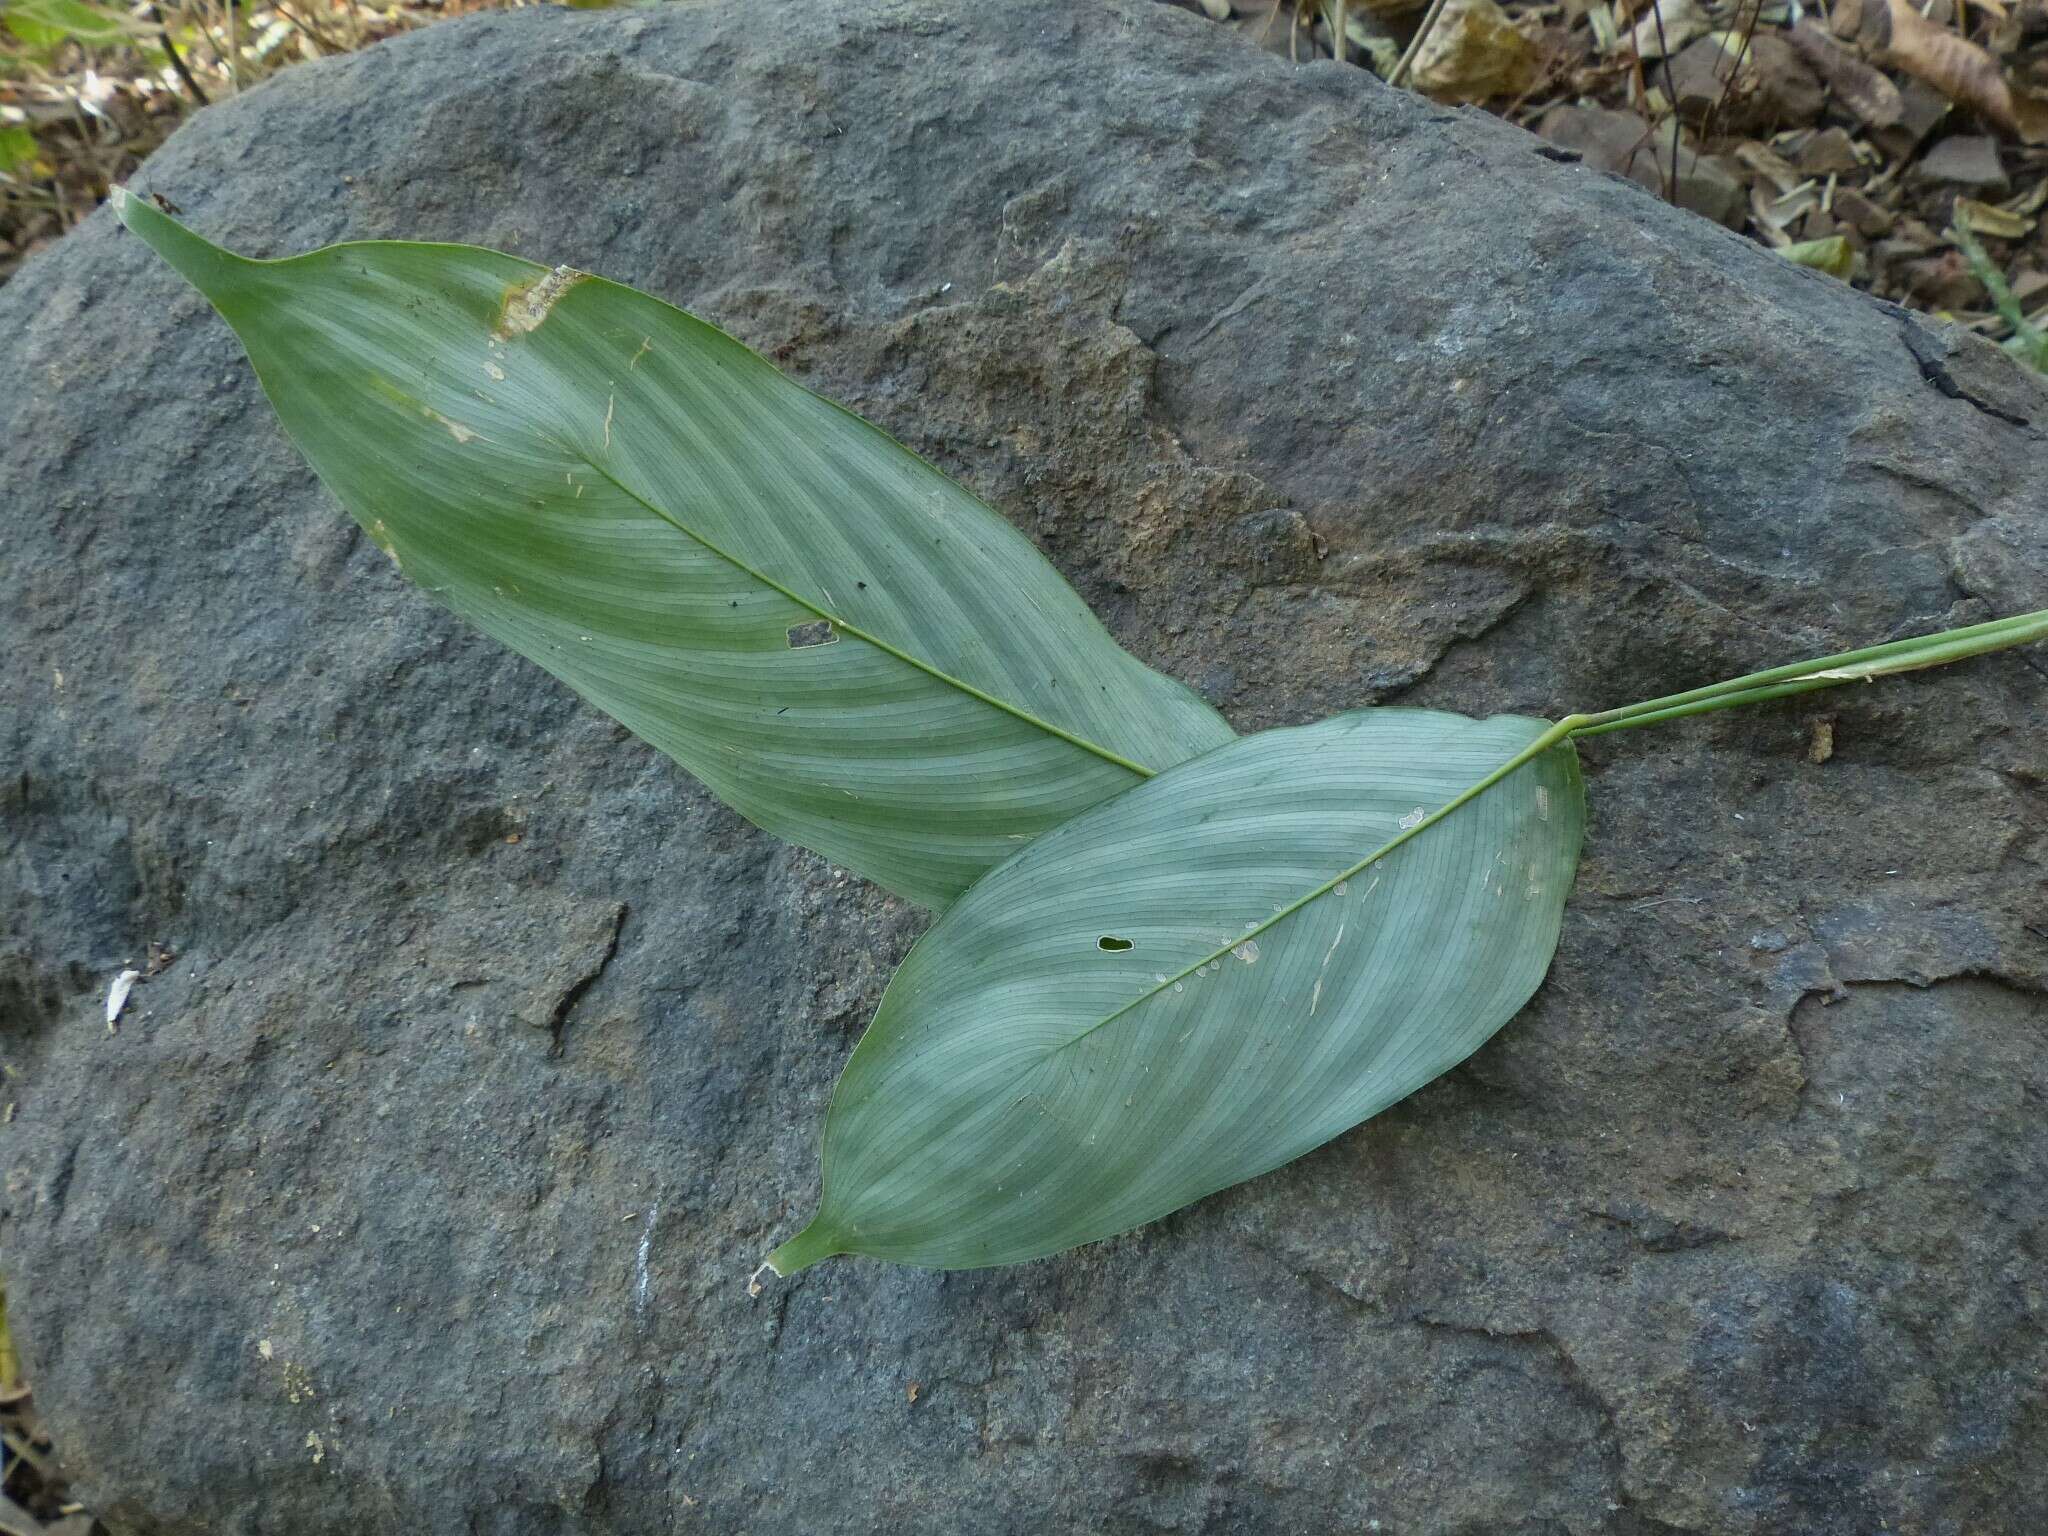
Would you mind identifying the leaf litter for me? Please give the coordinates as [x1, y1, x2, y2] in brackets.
[1192, 0, 2048, 361]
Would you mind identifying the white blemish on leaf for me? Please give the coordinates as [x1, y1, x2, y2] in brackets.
[1319, 923, 1346, 972]
[484, 361, 505, 382]
[1399, 805, 1428, 830]
[630, 337, 653, 369]
[368, 519, 402, 572]
[421, 406, 480, 444]
[1536, 786, 1551, 821]
[1334, 880, 1347, 896]
[1232, 938, 1260, 965]
[106, 967, 141, 1030]
[602, 393, 614, 450]
[495, 265, 586, 339]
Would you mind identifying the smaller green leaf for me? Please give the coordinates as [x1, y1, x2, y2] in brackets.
[767, 707, 1585, 1273]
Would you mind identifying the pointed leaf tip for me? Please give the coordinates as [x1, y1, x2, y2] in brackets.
[112, 191, 259, 309]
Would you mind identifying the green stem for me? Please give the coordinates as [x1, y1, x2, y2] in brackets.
[1567, 607, 2048, 740]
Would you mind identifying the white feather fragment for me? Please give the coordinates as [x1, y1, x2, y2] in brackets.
[106, 967, 142, 1030]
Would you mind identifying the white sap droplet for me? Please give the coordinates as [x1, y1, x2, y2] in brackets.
[1335, 881, 1348, 896]
[1536, 785, 1551, 821]
[484, 361, 506, 382]
[1155, 974, 1168, 985]
[1399, 806, 1428, 830]
[1232, 939, 1261, 965]
[1172, 981, 1184, 994]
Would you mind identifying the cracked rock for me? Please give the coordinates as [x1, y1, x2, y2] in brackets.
[2, 1, 2047, 1533]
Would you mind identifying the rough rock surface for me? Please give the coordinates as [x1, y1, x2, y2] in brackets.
[4, 2, 2047, 1531]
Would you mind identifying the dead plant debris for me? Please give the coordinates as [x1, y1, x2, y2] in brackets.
[1191, 0, 2048, 361]
[0, 0, 535, 286]
[0, 1300, 98, 1536]
[11, 0, 2048, 355]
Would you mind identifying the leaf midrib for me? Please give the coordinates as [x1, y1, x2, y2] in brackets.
[1031, 728, 1567, 1064]
[574, 453, 1160, 781]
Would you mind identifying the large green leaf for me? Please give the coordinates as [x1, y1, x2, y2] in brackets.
[112, 191, 1234, 910]
[766, 708, 1585, 1272]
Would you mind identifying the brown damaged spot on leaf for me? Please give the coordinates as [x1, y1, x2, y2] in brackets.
[495, 264, 588, 340]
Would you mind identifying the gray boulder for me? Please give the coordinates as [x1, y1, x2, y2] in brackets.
[4, 1, 2046, 1531]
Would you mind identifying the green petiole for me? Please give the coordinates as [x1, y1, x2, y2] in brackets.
[1314, 605, 2048, 946]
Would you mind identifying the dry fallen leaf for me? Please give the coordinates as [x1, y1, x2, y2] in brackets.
[1788, 19, 1906, 129]
[1411, 0, 1540, 101]
[1736, 139, 1805, 194]
[1953, 194, 2036, 237]
[1780, 235, 1858, 278]
[1628, 0, 1711, 61]
[1880, 0, 2048, 142]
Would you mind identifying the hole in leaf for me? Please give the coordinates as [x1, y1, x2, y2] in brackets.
[786, 620, 838, 649]
[1097, 936, 1134, 952]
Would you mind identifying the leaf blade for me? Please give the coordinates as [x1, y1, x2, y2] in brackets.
[773, 707, 1586, 1272]
[113, 192, 1234, 909]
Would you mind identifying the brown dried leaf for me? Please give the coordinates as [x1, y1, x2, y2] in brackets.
[1410, 0, 1540, 102]
[1880, 0, 2048, 141]
[1952, 194, 2035, 236]
[1627, 0, 1711, 60]
[1788, 19, 1904, 128]
[1735, 139, 1805, 193]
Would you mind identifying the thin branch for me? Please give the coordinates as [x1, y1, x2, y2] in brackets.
[149, 3, 211, 105]
[1389, 0, 1454, 87]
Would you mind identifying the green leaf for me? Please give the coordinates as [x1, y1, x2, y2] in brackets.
[767, 707, 1584, 1273]
[0, 125, 38, 177]
[3, 0, 132, 49]
[111, 191, 1233, 910]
